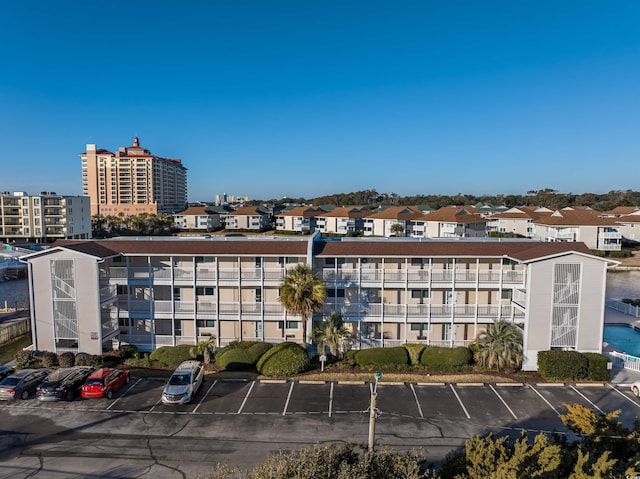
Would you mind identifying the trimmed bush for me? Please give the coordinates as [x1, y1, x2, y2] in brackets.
[216, 342, 273, 370]
[149, 344, 196, 367]
[75, 354, 103, 368]
[354, 347, 409, 369]
[257, 342, 310, 376]
[120, 344, 139, 359]
[538, 350, 588, 380]
[216, 341, 261, 363]
[59, 351, 76, 368]
[41, 352, 59, 368]
[123, 354, 156, 368]
[403, 343, 426, 365]
[582, 352, 611, 381]
[420, 346, 472, 372]
[15, 350, 39, 369]
[190, 340, 216, 361]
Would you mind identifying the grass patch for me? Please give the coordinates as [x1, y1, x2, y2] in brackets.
[0, 333, 32, 365]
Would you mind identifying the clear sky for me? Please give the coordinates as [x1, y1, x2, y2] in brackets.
[0, 1, 638, 203]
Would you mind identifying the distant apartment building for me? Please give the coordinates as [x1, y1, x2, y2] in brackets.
[0, 192, 91, 243]
[81, 137, 187, 217]
[173, 206, 221, 231]
[486, 206, 554, 237]
[224, 206, 271, 231]
[315, 207, 372, 235]
[275, 206, 323, 233]
[23, 234, 615, 370]
[415, 206, 487, 238]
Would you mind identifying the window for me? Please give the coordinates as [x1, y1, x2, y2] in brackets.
[173, 288, 181, 301]
[410, 323, 430, 332]
[255, 257, 262, 268]
[278, 321, 299, 330]
[324, 258, 335, 267]
[255, 288, 262, 302]
[196, 287, 214, 296]
[501, 290, 512, 300]
[411, 290, 430, 299]
[411, 258, 423, 267]
[196, 320, 216, 328]
[327, 288, 345, 298]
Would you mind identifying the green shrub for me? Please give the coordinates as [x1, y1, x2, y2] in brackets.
[257, 342, 310, 376]
[149, 344, 196, 367]
[538, 350, 588, 380]
[41, 352, 59, 368]
[58, 351, 76, 368]
[216, 341, 262, 363]
[123, 354, 157, 368]
[15, 350, 39, 369]
[217, 342, 273, 370]
[403, 343, 426, 365]
[120, 344, 139, 359]
[582, 352, 611, 381]
[75, 354, 103, 368]
[354, 347, 409, 369]
[420, 346, 472, 372]
[609, 249, 632, 258]
[190, 340, 216, 360]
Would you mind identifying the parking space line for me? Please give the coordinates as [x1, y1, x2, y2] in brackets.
[192, 380, 218, 414]
[409, 384, 423, 418]
[328, 382, 334, 417]
[528, 384, 560, 415]
[489, 384, 517, 420]
[107, 378, 142, 410]
[236, 381, 255, 414]
[149, 397, 162, 412]
[570, 385, 604, 414]
[607, 384, 640, 407]
[282, 382, 294, 416]
[448, 384, 470, 419]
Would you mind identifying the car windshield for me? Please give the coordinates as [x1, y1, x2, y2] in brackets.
[168, 374, 190, 386]
[0, 378, 19, 387]
[85, 379, 103, 386]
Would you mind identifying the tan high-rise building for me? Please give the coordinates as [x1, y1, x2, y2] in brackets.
[81, 137, 188, 216]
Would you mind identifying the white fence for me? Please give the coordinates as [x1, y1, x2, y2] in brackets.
[607, 351, 640, 373]
[606, 299, 640, 318]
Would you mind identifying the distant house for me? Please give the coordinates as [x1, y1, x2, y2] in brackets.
[275, 206, 323, 233]
[363, 206, 425, 237]
[531, 209, 622, 251]
[315, 207, 372, 235]
[173, 206, 221, 231]
[416, 206, 487, 238]
[486, 206, 553, 238]
[612, 210, 640, 242]
[224, 206, 271, 231]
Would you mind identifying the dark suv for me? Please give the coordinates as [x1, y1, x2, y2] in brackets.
[37, 367, 95, 401]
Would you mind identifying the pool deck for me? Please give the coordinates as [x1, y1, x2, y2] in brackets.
[604, 306, 640, 383]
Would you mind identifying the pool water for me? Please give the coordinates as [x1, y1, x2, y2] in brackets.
[604, 324, 640, 357]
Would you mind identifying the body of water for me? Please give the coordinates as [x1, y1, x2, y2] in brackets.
[0, 278, 28, 309]
[604, 324, 640, 357]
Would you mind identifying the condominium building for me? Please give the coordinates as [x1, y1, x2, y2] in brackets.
[81, 137, 188, 216]
[0, 192, 91, 243]
[23, 234, 615, 370]
[173, 206, 221, 231]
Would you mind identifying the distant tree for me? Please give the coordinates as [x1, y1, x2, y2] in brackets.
[390, 222, 404, 237]
[312, 313, 351, 357]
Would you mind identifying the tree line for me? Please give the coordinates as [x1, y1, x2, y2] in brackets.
[257, 188, 640, 211]
[92, 213, 174, 238]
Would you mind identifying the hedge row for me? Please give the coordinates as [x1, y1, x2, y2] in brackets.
[538, 350, 610, 381]
[420, 346, 473, 372]
[354, 347, 409, 368]
[256, 342, 310, 376]
[215, 341, 273, 370]
[149, 344, 196, 367]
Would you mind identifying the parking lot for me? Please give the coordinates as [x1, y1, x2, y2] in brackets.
[5, 375, 640, 433]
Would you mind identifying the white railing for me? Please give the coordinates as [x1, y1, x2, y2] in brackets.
[606, 299, 640, 317]
[608, 351, 640, 373]
[100, 285, 117, 302]
[513, 289, 527, 306]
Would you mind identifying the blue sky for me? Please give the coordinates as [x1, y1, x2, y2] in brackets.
[0, 1, 638, 202]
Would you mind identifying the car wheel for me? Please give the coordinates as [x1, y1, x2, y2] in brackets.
[20, 390, 29, 400]
[65, 390, 75, 401]
[633, 386, 639, 397]
[106, 390, 113, 400]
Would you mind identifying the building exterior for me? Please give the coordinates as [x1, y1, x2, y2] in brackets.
[275, 206, 323, 233]
[23, 235, 615, 370]
[81, 137, 188, 216]
[531, 210, 623, 251]
[0, 192, 91, 243]
[486, 206, 553, 237]
[224, 206, 271, 231]
[614, 211, 640, 242]
[363, 206, 426, 237]
[417, 206, 487, 238]
[173, 206, 221, 231]
[315, 207, 372, 235]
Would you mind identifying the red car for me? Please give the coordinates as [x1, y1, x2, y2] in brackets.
[81, 368, 130, 399]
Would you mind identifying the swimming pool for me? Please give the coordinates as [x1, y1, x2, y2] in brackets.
[604, 324, 640, 357]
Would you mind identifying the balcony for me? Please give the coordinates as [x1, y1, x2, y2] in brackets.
[99, 285, 117, 303]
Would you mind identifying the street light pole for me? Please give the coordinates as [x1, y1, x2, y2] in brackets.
[368, 371, 382, 452]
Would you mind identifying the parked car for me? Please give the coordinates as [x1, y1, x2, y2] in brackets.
[0, 369, 49, 400]
[37, 367, 95, 401]
[0, 365, 14, 382]
[632, 381, 640, 397]
[81, 368, 130, 399]
[161, 360, 204, 405]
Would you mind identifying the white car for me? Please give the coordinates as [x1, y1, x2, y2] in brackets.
[632, 381, 640, 397]
[161, 360, 204, 405]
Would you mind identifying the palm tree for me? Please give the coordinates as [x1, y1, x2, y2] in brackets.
[279, 264, 327, 348]
[390, 222, 404, 237]
[312, 313, 352, 358]
[472, 320, 523, 373]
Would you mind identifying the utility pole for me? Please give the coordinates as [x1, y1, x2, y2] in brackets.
[368, 371, 382, 452]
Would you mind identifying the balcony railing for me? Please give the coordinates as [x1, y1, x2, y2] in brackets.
[99, 285, 117, 303]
